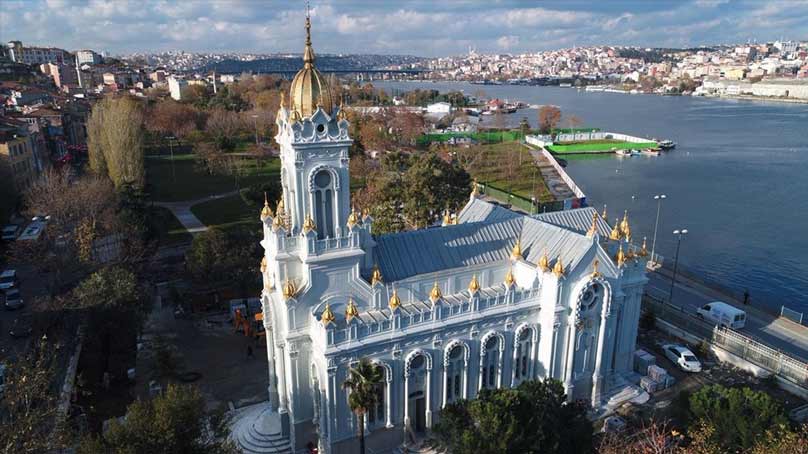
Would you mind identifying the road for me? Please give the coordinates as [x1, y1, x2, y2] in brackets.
[646, 269, 808, 362]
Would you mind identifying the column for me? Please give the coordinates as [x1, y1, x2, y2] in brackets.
[276, 342, 289, 412]
[403, 371, 411, 430]
[441, 363, 448, 408]
[462, 358, 469, 399]
[590, 303, 611, 407]
[326, 365, 337, 452]
[562, 320, 577, 401]
[425, 364, 433, 428]
[265, 324, 277, 411]
[496, 341, 505, 389]
[530, 326, 539, 379]
[385, 373, 393, 428]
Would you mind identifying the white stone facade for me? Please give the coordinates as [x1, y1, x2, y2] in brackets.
[241, 102, 649, 454]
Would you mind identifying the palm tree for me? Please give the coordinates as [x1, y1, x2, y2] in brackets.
[342, 358, 384, 454]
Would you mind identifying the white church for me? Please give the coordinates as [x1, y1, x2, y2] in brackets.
[231, 13, 650, 454]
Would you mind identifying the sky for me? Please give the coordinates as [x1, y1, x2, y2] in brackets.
[1, 0, 807, 57]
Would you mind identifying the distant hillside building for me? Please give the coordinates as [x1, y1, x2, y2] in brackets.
[75, 49, 102, 65]
[168, 76, 188, 101]
[6, 41, 71, 65]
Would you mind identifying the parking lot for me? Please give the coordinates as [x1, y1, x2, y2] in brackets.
[0, 263, 51, 363]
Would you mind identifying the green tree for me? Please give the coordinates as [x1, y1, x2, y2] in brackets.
[433, 379, 591, 454]
[185, 227, 259, 296]
[78, 384, 237, 454]
[402, 152, 471, 228]
[341, 359, 384, 454]
[688, 384, 787, 450]
[87, 95, 145, 188]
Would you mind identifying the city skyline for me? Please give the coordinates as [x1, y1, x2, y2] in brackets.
[1, 0, 806, 57]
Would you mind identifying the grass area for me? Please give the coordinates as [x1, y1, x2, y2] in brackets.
[149, 206, 192, 246]
[548, 140, 658, 153]
[190, 193, 259, 232]
[468, 141, 553, 202]
[146, 153, 280, 202]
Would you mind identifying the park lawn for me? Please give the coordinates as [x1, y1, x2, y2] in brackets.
[146, 154, 280, 202]
[468, 141, 554, 202]
[548, 140, 658, 153]
[149, 206, 192, 246]
[191, 193, 260, 232]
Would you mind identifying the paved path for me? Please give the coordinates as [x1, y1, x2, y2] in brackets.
[154, 190, 239, 235]
[525, 145, 576, 199]
[646, 267, 808, 361]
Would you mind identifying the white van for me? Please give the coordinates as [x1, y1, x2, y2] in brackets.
[697, 301, 746, 329]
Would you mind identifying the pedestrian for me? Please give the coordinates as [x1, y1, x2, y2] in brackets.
[247, 344, 254, 359]
[743, 289, 750, 305]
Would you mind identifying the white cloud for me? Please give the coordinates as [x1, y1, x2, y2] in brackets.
[497, 35, 519, 50]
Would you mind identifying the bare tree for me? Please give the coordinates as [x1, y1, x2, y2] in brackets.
[538, 105, 562, 136]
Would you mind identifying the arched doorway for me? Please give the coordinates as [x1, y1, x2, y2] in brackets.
[404, 351, 432, 433]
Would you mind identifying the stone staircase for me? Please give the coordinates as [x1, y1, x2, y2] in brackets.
[230, 403, 292, 454]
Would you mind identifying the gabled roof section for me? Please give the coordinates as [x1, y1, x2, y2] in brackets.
[374, 198, 598, 282]
[534, 207, 612, 237]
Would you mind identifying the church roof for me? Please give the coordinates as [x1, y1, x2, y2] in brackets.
[373, 198, 602, 282]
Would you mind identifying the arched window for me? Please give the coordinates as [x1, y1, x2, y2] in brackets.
[312, 169, 335, 239]
[445, 345, 464, 403]
[481, 336, 500, 390]
[513, 329, 531, 384]
[366, 364, 385, 427]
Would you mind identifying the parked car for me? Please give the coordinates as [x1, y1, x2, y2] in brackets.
[1, 225, 19, 241]
[9, 315, 32, 338]
[0, 269, 17, 290]
[663, 344, 702, 372]
[3, 288, 23, 310]
[696, 301, 746, 329]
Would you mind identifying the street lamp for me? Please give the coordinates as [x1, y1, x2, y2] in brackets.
[668, 229, 688, 304]
[252, 114, 259, 146]
[649, 194, 667, 268]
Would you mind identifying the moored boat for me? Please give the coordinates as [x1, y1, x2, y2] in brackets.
[658, 140, 676, 149]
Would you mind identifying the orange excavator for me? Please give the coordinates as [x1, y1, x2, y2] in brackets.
[233, 308, 266, 338]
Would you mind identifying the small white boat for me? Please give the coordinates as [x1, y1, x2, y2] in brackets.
[615, 149, 632, 156]
[642, 148, 660, 156]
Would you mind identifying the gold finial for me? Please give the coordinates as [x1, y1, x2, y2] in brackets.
[504, 267, 515, 287]
[471, 179, 480, 197]
[615, 243, 626, 267]
[261, 192, 273, 220]
[538, 249, 550, 272]
[429, 281, 442, 303]
[280, 91, 286, 109]
[321, 303, 335, 326]
[601, 204, 607, 220]
[370, 265, 382, 286]
[362, 208, 370, 219]
[639, 237, 649, 257]
[450, 212, 458, 225]
[468, 274, 480, 294]
[590, 259, 602, 279]
[389, 289, 401, 311]
[347, 206, 361, 228]
[609, 218, 621, 241]
[303, 5, 315, 68]
[303, 213, 317, 233]
[337, 100, 347, 120]
[345, 298, 359, 322]
[282, 278, 297, 300]
[442, 210, 451, 226]
[511, 239, 523, 260]
[260, 256, 267, 273]
[586, 210, 599, 237]
[620, 210, 631, 240]
[553, 256, 565, 277]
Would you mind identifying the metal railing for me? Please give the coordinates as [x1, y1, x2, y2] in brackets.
[644, 295, 808, 387]
[781, 305, 804, 325]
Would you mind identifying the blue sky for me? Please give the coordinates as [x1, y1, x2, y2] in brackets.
[1, 0, 806, 56]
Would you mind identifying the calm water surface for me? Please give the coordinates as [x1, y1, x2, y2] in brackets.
[376, 81, 808, 312]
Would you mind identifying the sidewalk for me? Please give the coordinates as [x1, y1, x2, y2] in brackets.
[154, 190, 239, 235]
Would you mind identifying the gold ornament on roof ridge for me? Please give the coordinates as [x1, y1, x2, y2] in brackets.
[261, 192, 273, 220]
[345, 298, 359, 322]
[321, 303, 335, 326]
[504, 267, 515, 287]
[303, 213, 317, 233]
[620, 210, 631, 240]
[615, 243, 626, 267]
[429, 281, 442, 303]
[639, 237, 649, 257]
[609, 218, 621, 241]
[370, 265, 383, 286]
[260, 256, 267, 273]
[590, 259, 602, 279]
[389, 288, 401, 311]
[511, 238, 523, 260]
[601, 204, 607, 220]
[468, 274, 480, 294]
[471, 180, 480, 197]
[347, 206, 361, 228]
[282, 278, 297, 300]
[553, 256, 565, 277]
[586, 210, 599, 237]
[538, 249, 550, 272]
[442, 210, 451, 226]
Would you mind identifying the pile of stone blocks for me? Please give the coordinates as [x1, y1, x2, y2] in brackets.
[634, 350, 675, 394]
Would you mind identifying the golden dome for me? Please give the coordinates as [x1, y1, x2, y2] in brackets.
[289, 14, 333, 119]
[615, 243, 626, 267]
[282, 278, 297, 300]
[609, 218, 621, 241]
[429, 281, 442, 303]
[586, 210, 599, 237]
[389, 289, 401, 311]
[468, 274, 480, 294]
[370, 265, 383, 286]
[553, 256, 565, 277]
[639, 237, 649, 257]
[345, 298, 359, 322]
[260, 192, 273, 220]
[511, 239, 523, 260]
[538, 249, 550, 272]
[321, 303, 335, 326]
[260, 256, 267, 273]
[504, 268, 515, 287]
[303, 213, 317, 234]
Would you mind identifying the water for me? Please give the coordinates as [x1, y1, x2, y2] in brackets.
[374, 81, 808, 313]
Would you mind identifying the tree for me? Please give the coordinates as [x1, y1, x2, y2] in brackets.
[185, 227, 259, 295]
[206, 108, 245, 151]
[0, 337, 69, 454]
[145, 99, 201, 141]
[402, 152, 470, 228]
[433, 379, 591, 454]
[688, 384, 787, 451]
[538, 105, 562, 135]
[341, 359, 384, 454]
[78, 384, 237, 454]
[87, 95, 145, 188]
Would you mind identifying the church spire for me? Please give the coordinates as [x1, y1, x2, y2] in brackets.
[303, 3, 315, 68]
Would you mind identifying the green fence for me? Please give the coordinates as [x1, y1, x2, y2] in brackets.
[548, 141, 658, 153]
[418, 131, 526, 145]
[477, 182, 565, 214]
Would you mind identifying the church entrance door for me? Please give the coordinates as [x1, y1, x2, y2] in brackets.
[414, 398, 426, 432]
